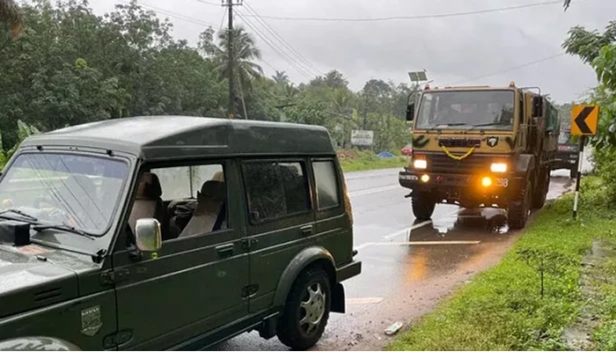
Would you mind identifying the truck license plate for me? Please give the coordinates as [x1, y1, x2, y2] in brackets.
[496, 178, 509, 187]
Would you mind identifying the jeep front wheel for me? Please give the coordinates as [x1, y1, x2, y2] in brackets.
[412, 193, 436, 221]
[277, 268, 331, 350]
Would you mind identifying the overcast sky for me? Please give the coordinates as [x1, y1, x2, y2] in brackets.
[88, 0, 614, 103]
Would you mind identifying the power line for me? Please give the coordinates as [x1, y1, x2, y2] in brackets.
[243, 2, 324, 76]
[195, 0, 222, 6]
[219, 6, 227, 32]
[235, 10, 315, 79]
[118, 1, 218, 27]
[236, 10, 314, 78]
[453, 52, 566, 85]
[240, 0, 565, 22]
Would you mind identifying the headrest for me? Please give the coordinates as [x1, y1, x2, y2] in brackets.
[136, 172, 162, 199]
[198, 180, 225, 202]
[211, 171, 224, 182]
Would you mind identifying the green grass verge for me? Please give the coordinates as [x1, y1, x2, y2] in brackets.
[339, 150, 407, 173]
[388, 176, 616, 351]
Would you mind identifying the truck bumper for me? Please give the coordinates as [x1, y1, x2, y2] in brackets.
[336, 260, 361, 283]
[398, 168, 524, 205]
[553, 152, 578, 170]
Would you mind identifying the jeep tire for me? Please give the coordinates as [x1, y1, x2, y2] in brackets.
[277, 268, 331, 350]
[507, 180, 531, 230]
[412, 193, 436, 221]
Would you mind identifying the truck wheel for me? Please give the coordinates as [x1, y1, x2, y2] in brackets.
[532, 170, 550, 209]
[412, 193, 436, 221]
[277, 268, 331, 350]
[508, 180, 531, 230]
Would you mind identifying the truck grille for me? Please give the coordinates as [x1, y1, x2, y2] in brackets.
[427, 153, 495, 174]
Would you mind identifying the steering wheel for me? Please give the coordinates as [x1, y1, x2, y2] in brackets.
[32, 196, 79, 226]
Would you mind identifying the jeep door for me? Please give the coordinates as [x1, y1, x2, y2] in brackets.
[239, 158, 316, 313]
[311, 158, 353, 266]
[109, 160, 249, 350]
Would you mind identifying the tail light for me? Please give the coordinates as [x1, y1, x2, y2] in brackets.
[342, 178, 353, 226]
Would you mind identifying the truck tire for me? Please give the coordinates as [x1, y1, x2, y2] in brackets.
[508, 180, 531, 230]
[412, 193, 436, 221]
[532, 169, 550, 209]
[277, 268, 331, 350]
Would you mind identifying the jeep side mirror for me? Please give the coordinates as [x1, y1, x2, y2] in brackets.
[406, 103, 415, 121]
[532, 96, 543, 117]
[135, 218, 162, 252]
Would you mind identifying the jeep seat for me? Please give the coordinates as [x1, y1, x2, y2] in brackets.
[128, 172, 169, 240]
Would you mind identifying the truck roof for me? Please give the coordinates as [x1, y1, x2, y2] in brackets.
[20, 116, 335, 161]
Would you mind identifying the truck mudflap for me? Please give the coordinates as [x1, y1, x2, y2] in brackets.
[399, 169, 526, 204]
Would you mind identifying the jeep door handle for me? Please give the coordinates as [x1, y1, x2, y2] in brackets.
[300, 225, 313, 236]
[216, 243, 234, 257]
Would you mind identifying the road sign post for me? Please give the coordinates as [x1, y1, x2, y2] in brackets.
[570, 104, 599, 219]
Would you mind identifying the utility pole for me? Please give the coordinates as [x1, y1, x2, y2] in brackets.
[222, 0, 242, 119]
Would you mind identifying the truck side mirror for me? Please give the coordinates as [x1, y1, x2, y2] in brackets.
[406, 103, 415, 122]
[532, 96, 543, 117]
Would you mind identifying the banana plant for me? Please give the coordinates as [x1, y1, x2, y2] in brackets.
[0, 120, 41, 168]
[0, 0, 24, 38]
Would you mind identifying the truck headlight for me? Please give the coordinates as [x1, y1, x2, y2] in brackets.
[413, 159, 427, 169]
[490, 162, 507, 173]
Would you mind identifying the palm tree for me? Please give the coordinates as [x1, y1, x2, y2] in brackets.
[213, 26, 263, 119]
[272, 71, 289, 85]
[0, 0, 23, 38]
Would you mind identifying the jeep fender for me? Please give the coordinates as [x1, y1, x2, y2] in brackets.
[0, 337, 81, 351]
[273, 246, 340, 310]
[515, 154, 536, 176]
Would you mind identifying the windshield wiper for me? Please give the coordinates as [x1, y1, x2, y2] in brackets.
[32, 224, 96, 240]
[0, 209, 39, 222]
[465, 121, 511, 132]
[425, 122, 470, 132]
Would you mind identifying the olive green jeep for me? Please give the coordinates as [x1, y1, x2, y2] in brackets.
[0, 116, 361, 350]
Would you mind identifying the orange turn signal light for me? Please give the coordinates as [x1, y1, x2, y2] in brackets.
[481, 177, 492, 187]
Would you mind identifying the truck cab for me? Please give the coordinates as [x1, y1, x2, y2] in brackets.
[554, 127, 579, 178]
[398, 82, 558, 229]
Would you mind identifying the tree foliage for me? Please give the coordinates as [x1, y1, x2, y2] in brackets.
[563, 15, 616, 203]
[0, 0, 412, 166]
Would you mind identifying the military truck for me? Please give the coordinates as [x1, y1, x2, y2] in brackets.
[554, 126, 579, 178]
[398, 82, 560, 229]
[0, 116, 361, 351]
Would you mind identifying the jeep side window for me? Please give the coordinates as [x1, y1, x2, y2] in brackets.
[313, 160, 340, 210]
[131, 163, 227, 241]
[242, 161, 310, 222]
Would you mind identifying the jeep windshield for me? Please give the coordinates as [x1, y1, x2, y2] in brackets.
[0, 152, 129, 237]
[415, 90, 515, 131]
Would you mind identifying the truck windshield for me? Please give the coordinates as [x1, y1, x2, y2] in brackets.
[0, 152, 128, 236]
[415, 90, 515, 130]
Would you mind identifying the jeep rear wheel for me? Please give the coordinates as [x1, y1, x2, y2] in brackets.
[508, 180, 531, 230]
[277, 268, 331, 350]
[412, 193, 436, 221]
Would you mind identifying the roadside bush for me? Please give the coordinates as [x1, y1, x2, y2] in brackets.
[591, 146, 616, 205]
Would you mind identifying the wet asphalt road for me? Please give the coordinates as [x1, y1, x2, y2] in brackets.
[213, 153, 592, 351]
